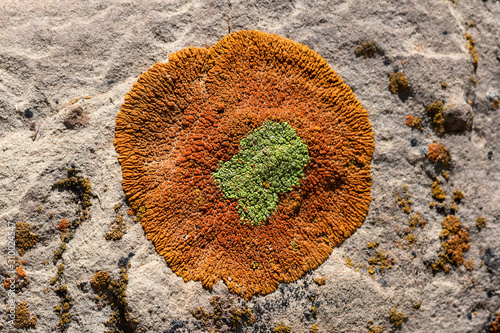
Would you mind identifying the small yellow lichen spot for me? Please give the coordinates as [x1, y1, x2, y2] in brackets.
[431, 181, 445, 201]
[345, 257, 355, 268]
[476, 217, 486, 230]
[273, 322, 291, 333]
[389, 308, 408, 328]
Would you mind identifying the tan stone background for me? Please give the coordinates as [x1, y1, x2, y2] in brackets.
[0, 0, 499, 332]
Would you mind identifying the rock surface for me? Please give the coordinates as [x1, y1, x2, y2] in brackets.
[0, 0, 499, 332]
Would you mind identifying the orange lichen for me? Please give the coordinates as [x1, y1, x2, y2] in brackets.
[114, 30, 374, 300]
[405, 115, 423, 130]
[464, 259, 474, 271]
[389, 308, 407, 328]
[492, 98, 500, 110]
[15, 222, 39, 256]
[453, 190, 464, 202]
[428, 143, 451, 168]
[91, 271, 111, 291]
[440, 215, 461, 238]
[492, 311, 500, 333]
[4, 265, 30, 291]
[442, 228, 470, 266]
[431, 181, 445, 201]
[476, 216, 486, 230]
[314, 276, 326, 286]
[430, 215, 470, 272]
[14, 302, 37, 329]
[58, 219, 69, 231]
[389, 72, 409, 94]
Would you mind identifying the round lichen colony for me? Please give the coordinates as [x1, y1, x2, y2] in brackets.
[213, 121, 310, 225]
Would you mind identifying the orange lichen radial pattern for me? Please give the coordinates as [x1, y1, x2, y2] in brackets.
[114, 30, 374, 299]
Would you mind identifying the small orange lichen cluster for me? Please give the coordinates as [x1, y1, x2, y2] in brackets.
[58, 219, 69, 231]
[114, 30, 374, 299]
[355, 41, 377, 58]
[90, 271, 111, 291]
[14, 302, 37, 329]
[405, 115, 423, 130]
[491, 311, 500, 333]
[428, 143, 451, 168]
[476, 216, 486, 230]
[464, 259, 474, 271]
[430, 215, 470, 273]
[314, 276, 326, 286]
[453, 190, 464, 202]
[426, 100, 445, 135]
[4, 265, 30, 291]
[431, 180, 446, 201]
[440, 215, 461, 238]
[15, 222, 39, 256]
[389, 72, 409, 94]
[492, 98, 500, 110]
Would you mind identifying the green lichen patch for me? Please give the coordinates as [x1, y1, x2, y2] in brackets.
[213, 121, 310, 225]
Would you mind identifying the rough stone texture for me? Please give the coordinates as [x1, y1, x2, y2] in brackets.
[0, 0, 498, 332]
[443, 97, 474, 133]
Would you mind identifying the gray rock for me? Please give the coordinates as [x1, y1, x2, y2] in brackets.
[443, 100, 473, 132]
